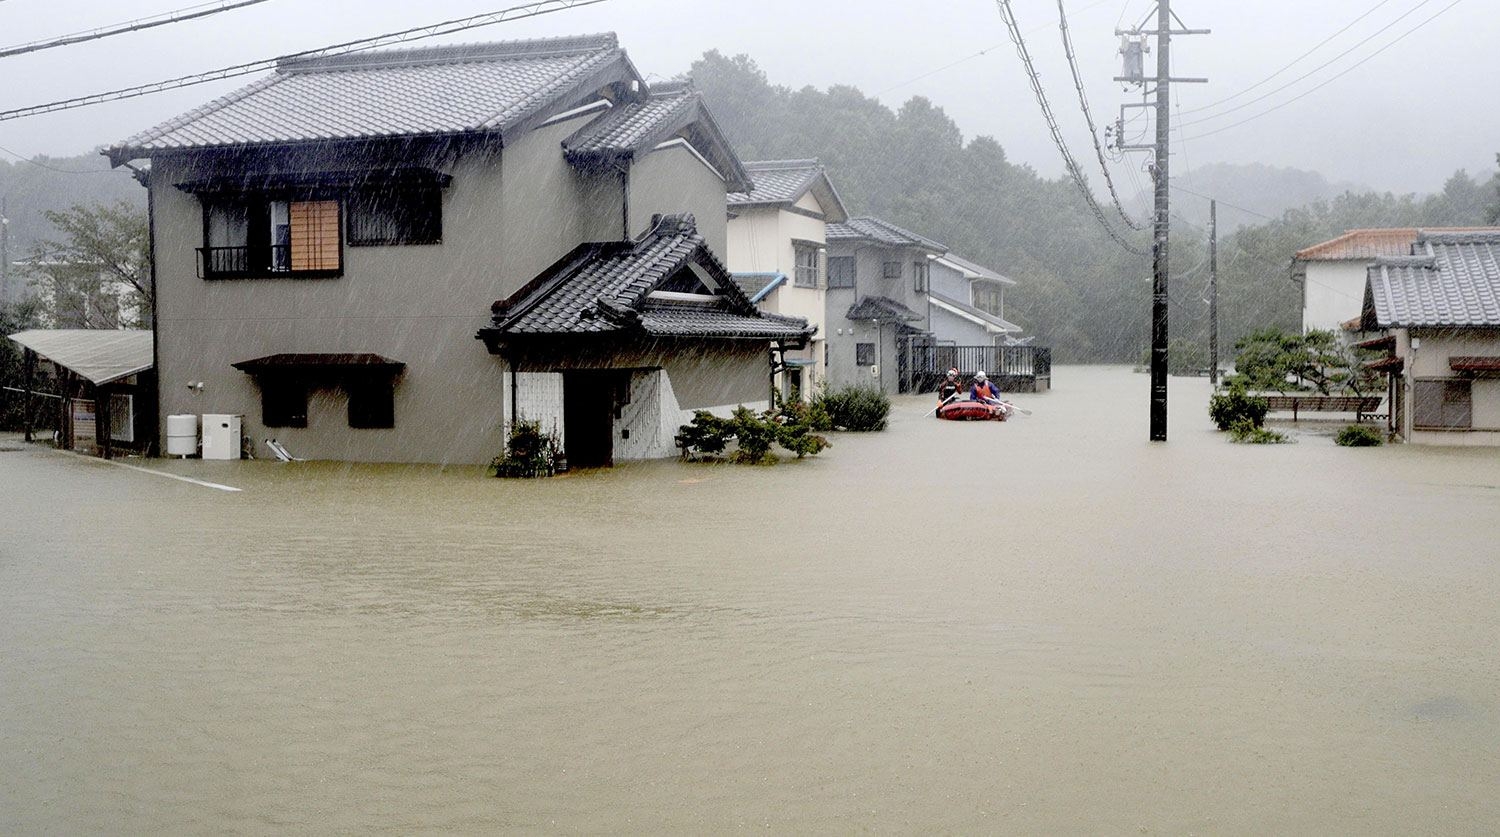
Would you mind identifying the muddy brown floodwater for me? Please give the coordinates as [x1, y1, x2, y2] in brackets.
[3, 366, 1499, 832]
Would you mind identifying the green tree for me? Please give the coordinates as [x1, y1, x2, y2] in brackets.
[26, 200, 151, 329]
[0, 295, 45, 429]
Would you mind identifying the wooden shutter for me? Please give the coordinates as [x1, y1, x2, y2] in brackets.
[290, 200, 340, 271]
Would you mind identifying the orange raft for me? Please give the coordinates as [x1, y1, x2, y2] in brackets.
[936, 399, 1009, 421]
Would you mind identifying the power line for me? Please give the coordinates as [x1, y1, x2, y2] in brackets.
[0, 0, 611, 123]
[1170, 183, 1277, 221]
[1176, 0, 1399, 117]
[1177, 0, 1438, 129]
[993, 0, 1148, 257]
[1181, 0, 1464, 141]
[1057, 0, 1146, 230]
[0, 143, 129, 174]
[0, 0, 276, 60]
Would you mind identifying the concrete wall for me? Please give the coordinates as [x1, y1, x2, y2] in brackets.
[151, 112, 625, 464]
[629, 143, 728, 258]
[930, 260, 968, 300]
[1302, 261, 1371, 334]
[823, 241, 932, 394]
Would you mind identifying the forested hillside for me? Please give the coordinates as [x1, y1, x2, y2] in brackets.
[690, 51, 1500, 362]
[1, 154, 144, 254]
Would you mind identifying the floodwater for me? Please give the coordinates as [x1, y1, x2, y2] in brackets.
[3, 366, 1499, 833]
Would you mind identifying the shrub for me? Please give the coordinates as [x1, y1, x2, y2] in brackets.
[1227, 417, 1291, 444]
[491, 420, 564, 477]
[815, 385, 890, 432]
[779, 396, 833, 432]
[676, 406, 829, 463]
[1335, 424, 1384, 447]
[1209, 383, 1269, 431]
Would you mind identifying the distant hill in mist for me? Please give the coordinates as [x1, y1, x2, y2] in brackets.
[1134, 162, 1368, 233]
[1, 153, 145, 255]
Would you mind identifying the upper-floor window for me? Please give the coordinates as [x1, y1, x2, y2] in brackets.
[348, 187, 442, 246]
[827, 256, 856, 289]
[793, 243, 820, 288]
[912, 260, 929, 293]
[202, 196, 341, 279]
[973, 284, 1004, 316]
[882, 261, 902, 280]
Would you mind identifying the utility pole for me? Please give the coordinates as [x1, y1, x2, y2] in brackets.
[1209, 199, 1219, 384]
[1, 196, 10, 305]
[1114, 2, 1207, 442]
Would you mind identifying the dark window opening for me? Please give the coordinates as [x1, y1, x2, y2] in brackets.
[913, 260, 928, 293]
[347, 378, 396, 429]
[261, 379, 309, 428]
[827, 256, 856, 289]
[202, 196, 341, 277]
[856, 342, 876, 366]
[882, 261, 902, 280]
[347, 188, 442, 246]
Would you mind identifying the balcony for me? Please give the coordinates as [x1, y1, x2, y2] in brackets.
[197, 245, 342, 279]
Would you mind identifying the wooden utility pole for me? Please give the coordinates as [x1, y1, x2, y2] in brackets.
[1209, 199, 1219, 384]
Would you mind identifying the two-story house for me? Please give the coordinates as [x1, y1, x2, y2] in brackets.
[928, 253, 1021, 347]
[824, 217, 945, 394]
[725, 159, 848, 399]
[106, 34, 810, 466]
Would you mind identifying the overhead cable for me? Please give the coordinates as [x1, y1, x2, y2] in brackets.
[994, 0, 1148, 257]
[1057, 0, 1145, 230]
[0, 0, 610, 123]
[0, 0, 277, 60]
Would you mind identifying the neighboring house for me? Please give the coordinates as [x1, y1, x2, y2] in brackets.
[725, 159, 849, 400]
[824, 217, 945, 394]
[1361, 229, 1500, 445]
[1292, 227, 1496, 336]
[105, 33, 804, 465]
[928, 253, 1021, 347]
[7, 328, 155, 457]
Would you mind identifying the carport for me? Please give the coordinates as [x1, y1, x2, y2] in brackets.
[6, 329, 155, 458]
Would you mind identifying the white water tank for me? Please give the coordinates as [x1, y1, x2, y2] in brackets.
[165, 414, 198, 457]
[201, 414, 242, 460]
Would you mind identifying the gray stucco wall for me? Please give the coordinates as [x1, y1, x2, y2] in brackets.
[823, 241, 933, 394]
[628, 143, 729, 258]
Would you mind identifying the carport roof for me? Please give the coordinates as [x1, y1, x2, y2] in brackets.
[7, 329, 153, 385]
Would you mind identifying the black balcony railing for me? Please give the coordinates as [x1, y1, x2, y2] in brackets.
[898, 343, 1052, 393]
[198, 245, 339, 278]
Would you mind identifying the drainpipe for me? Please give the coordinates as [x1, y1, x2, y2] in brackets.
[614, 161, 630, 241]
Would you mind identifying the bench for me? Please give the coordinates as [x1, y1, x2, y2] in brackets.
[1262, 394, 1384, 421]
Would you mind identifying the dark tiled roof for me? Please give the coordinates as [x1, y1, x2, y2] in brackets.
[1365, 231, 1500, 328]
[482, 214, 812, 342]
[846, 295, 922, 322]
[731, 272, 786, 303]
[562, 79, 751, 192]
[826, 216, 945, 251]
[727, 160, 819, 204]
[110, 34, 632, 158]
[231, 352, 404, 373]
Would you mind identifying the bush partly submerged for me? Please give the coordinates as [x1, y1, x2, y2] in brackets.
[1227, 417, 1291, 444]
[491, 420, 564, 477]
[1209, 382, 1269, 431]
[814, 386, 890, 432]
[1336, 424, 1384, 447]
[676, 406, 830, 464]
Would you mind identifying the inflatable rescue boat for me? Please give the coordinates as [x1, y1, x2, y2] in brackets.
[936, 399, 1010, 421]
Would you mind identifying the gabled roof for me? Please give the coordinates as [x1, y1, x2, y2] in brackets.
[726, 159, 849, 223]
[935, 253, 1015, 286]
[929, 292, 1021, 333]
[480, 214, 812, 343]
[826, 217, 946, 252]
[731, 272, 787, 303]
[8, 329, 153, 385]
[108, 34, 638, 162]
[1295, 227, 1500, 262]
[1364, 231, 1500, 328]
[563, 80, 751, 192]
[846, 296, 922, 322]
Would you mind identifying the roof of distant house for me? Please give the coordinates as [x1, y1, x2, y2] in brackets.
[481, 214, 812, 342]
[563, 80, 750, 192]
[935, 253, 1015, 285]
[1364, 231, 1500, 328]
[929, 292, 1021, 333]
[1295, 227, 1500, 262]
[846, 295, 922, 322]
[826, 217, 945, 252]
[108, 34, 638, 161]
[7, 329, 153, 385]
[726, 159, 848, 223]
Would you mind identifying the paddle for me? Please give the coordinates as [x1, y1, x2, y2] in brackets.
[930, 392, 961, 416]
[983, 396, 1033, 416]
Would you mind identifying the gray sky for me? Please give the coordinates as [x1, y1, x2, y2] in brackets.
[0, 0, 1494, 195]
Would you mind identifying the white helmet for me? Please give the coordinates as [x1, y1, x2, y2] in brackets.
[975, 370, 987, 380]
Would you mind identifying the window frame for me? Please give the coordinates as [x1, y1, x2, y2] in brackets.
[856, 342, 876, 367]
[346, 186, 444, 247]
[1412, 378, 1472, 430]
[199, 192, 344, 280]
[792, 242, 821, 289]
[912, 259, 928, 293]
[347, 377, 396, 429]
[827, 255, 856, 289]
[260, 378, 309, 428]
[882, 261, 902, 280]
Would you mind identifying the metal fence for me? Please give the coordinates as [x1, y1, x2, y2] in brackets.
[899, 343, 1052, 393]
